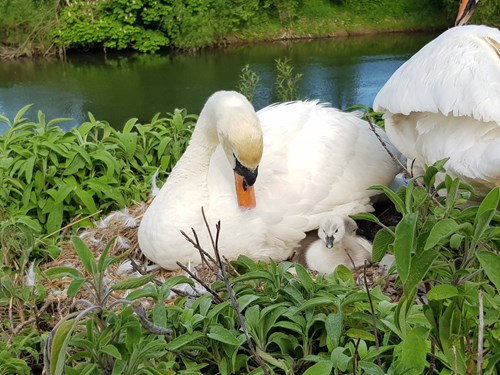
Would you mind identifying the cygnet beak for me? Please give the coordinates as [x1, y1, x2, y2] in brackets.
[325, 235, 334, 249]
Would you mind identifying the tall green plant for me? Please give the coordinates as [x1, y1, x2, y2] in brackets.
[0, 106, 196, 246]
[237, 64, 260, 103]
[274, 58, 302, 102]
[356, 160, 500, 372]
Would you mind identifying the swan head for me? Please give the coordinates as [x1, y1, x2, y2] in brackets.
[455, 0, 479, 26]
[210, 91, 264, 209]
[318, 215, 358, 249]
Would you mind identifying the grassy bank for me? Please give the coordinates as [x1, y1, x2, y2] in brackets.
[230, 0, 450, 44]
[0, 0, 474, 59]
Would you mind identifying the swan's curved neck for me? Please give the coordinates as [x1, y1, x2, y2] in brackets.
[167, 103, 219, 185]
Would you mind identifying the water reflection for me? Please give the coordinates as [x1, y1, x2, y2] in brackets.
[0, 32, 439, 133]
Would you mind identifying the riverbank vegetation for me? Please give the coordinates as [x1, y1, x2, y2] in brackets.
[1, 0, 498, 58]
[1, 64, 500, 373]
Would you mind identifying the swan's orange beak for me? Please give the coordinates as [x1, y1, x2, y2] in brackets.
[455, 0, 477, 26]
[234, 172, 256, 209]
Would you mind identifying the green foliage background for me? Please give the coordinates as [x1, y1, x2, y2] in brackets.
[3, 0, 498, 55]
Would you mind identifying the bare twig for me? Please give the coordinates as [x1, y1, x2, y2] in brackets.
[477, 289, 484, 375]
[363, 260, 380, 366]
[132, 305, 173, 338]
[366, 115, 407, 173]
[366, 113, 443, 207]
[428, 338, 436, 375]
[180, 228, 218, 274]
[192, 208, 270, 375]
[131, 305, 213, 364]
[353, 337, 361, 374]
[175, 261, 222, 304]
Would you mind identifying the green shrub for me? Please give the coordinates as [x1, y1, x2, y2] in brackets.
[0, 106, 196, 244]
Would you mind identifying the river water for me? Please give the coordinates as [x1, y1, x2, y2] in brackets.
[0, 32, 438, 133]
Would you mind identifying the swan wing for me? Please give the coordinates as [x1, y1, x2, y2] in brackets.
[374, 25, 500, 124]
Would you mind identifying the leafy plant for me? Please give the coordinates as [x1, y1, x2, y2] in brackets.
[274, 57, 302, 102]
[237, 64, 261, 103]
[43, 236, 177, 375]
[356, 160, 500, 373]
[0, 106, 196, 248]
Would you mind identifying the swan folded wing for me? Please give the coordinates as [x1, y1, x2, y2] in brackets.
[408, 113, 500, 187]
[374, 25, 500, 125]
[258, 102, 396, 216]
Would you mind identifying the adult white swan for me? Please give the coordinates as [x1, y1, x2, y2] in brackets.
[138, 91, 400, 270]
[374, 0, 500, 194]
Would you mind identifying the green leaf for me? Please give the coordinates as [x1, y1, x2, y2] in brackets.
[112, 274, 156, 291]
[273, 321, 303, 336]
[477, 251, 500, 291]
[427, 284, 459, 301]
[293, 263, 314, 293]
[44, 266, 85, 280]
[119, 133, 138, 158]
[71, 236, 97, 275]
[16, 216, 43, 232]
[122, 118, 138, 133]
[358, 361, 385, 375]
[303, 361, 333, 375]
[474, 187, 500, 240]
[372, 227, 394, 262]
[256, 348, 289, 371]
[404, 249, 438, 297]
[449, 233, 464, 249]
[296, 297, 334, 312]
[346, 328, 375, 341]
[166, 332, 205, 350]
[207, 326, 242, 346]
[233, 270, 276, 283]
[350, 212, 380, 224]
[394, 213, 418, 283]
[423, 158, 448, 186]
[325, 312, 343, 347]
[237, 294, 260, 312]
[477, 187, 500, 218]
[100, 344, 122, 360]
[50, 319, 78, 375]
[67, 277, 87, 297]
[13, 104, 33, 127]
[474, 209, 497, 241]
[75, 188, 99, 214]
[330, 347, 350, 371]
[47, 202, 64, 234]
[369, 185, 405, 214]
[424, 218, 459, 250]
[24, 155, 36, 184]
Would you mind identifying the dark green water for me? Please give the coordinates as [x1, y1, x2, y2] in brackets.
[0, 32, 438, 132]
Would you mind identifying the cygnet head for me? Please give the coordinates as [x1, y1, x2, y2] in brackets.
[318, 215, 358, 249]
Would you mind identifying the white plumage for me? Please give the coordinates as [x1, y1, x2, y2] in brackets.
[374, 25, 500, 194]
[303, 215, 372, 274]
[138, 91, 400, 270]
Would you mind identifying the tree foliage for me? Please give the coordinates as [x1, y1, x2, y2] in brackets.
[52, 0, 302, 52]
